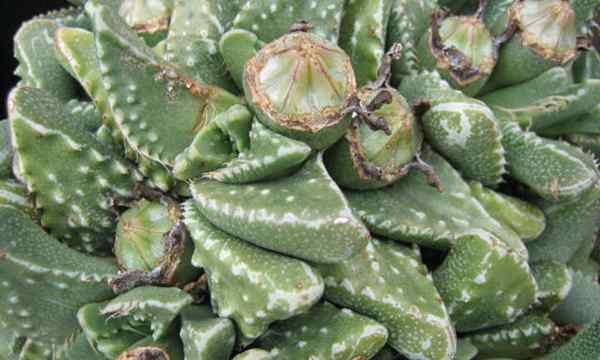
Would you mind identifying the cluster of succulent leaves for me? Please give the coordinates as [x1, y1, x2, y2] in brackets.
[2, 0, 600, 359]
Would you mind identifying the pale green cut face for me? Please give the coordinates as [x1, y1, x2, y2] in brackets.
[255, 32, 354, 115]
[517, 0, 576, 62]
[439, 16, 495, 71]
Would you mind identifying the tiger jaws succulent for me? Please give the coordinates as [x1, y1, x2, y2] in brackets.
[2, 1, 600, 360]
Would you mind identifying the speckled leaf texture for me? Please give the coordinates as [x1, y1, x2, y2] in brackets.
[179, 305, 236, 360]
[0, 179, 35, 217]
[184, 202, 324, 340]
[466, 313, 556, 359]
[388, 0, 438, 83]
[100, 286, 193, 340]
[0, 121, 14, 179]
[433, 231, 537, 332]
[339, 0, 393, 86]
[531, 261, 573, 312]
[165, 0, 240, 93]
[551, 271, 600, 326]
[254, 302, 388, 359]
[205, 120, 312, 184]
[346, 148, 527, 256]
[494, 109, 599, 202]
[527, 184, 600, 264]
[14, 19, 78, 102]
[8, 87, 140, 253]
[87, 0, 241, 168]
[190, 153, 370, 263]
[420, 98, 506, 186]
[399, 72, 506, 186]
[0, 206, 117, 354]
[468, 181, 546, 242]
[317, 239, 457, 360]
[231, 0, 345, 44]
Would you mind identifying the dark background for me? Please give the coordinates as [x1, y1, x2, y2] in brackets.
[1, 0, 65, 119]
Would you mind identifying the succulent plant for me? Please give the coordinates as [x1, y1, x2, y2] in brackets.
[2, 1, 600, 360]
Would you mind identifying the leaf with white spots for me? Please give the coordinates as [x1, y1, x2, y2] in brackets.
[422, 98, 506, 186]
[0, 120, 14, 178]
[531, 261, 573, 312]
[100, 286, 193, 341]
[433, 231, 537, 332]
[190, 153, 370, 263]
[8, 87, 140, 253]
[205, 120, 312, 184]
[466, 313, 556, 359]
[469, 181, 546, 242]
[388, 0, 439, 83]
[527, 184, 600, 263]
[14, 19, 78, 102]
[231, 0, 345, 44]
[87, 1, 240, 167]
[317, 238, 457, 360]
[179, 305, 236, 360]
[0, 207, 117, 354]
[346, 148, 527, 256]
[494, 109, 599, 202]
[339, 0, 394, 86]
[255, 302, 388, 360]
[183, 202, 324, 340]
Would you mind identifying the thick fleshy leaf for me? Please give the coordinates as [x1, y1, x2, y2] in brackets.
[466, 314, 556, 359]
[231, 0, 345, 43]
[8, 87, 140, 253]
[388, 0, 438, 83]
[346, 148, 527, 256]
[205, 120, 312, 184]
[184, 202, 324, 340]
[101, 286, 193, 340]
[172, 104, 252, 180]
[179, 305, 236, 360]
[14, 19, 78, 102]
[317, 239, 457, 360]
[255, 302, 388, 359]
[0, 179, 35, 218]
[527, 185, 600, 263]
[551, 271, 600, 326]
[78, 301, 148, 359]
[541, 318, 600, 360]
[190, 153, 370, 263]
[339, 0, 394, 86]
[0, 121, 14, 178]
[57, 332, 106, 360]
[87, 0, 240, 167]
[421, 98, 506, 185]
[495, 109, 599, 202]
[0, 206, 117, 352]
[531, 261, 573, 312]
[433, 231, 537, 332]
[469, 181, 546, 242]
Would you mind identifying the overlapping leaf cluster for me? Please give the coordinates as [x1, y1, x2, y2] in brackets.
[1, 0, 600, 360]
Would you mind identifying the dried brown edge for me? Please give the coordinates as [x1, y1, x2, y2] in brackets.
[346, 95, 417, 183]
[512, 0, 577, 64]
[244, 33, 357, 134]
[117, 346, 169, 360]
[132, 15, 170, 35]
[428, 12, 496, 86]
